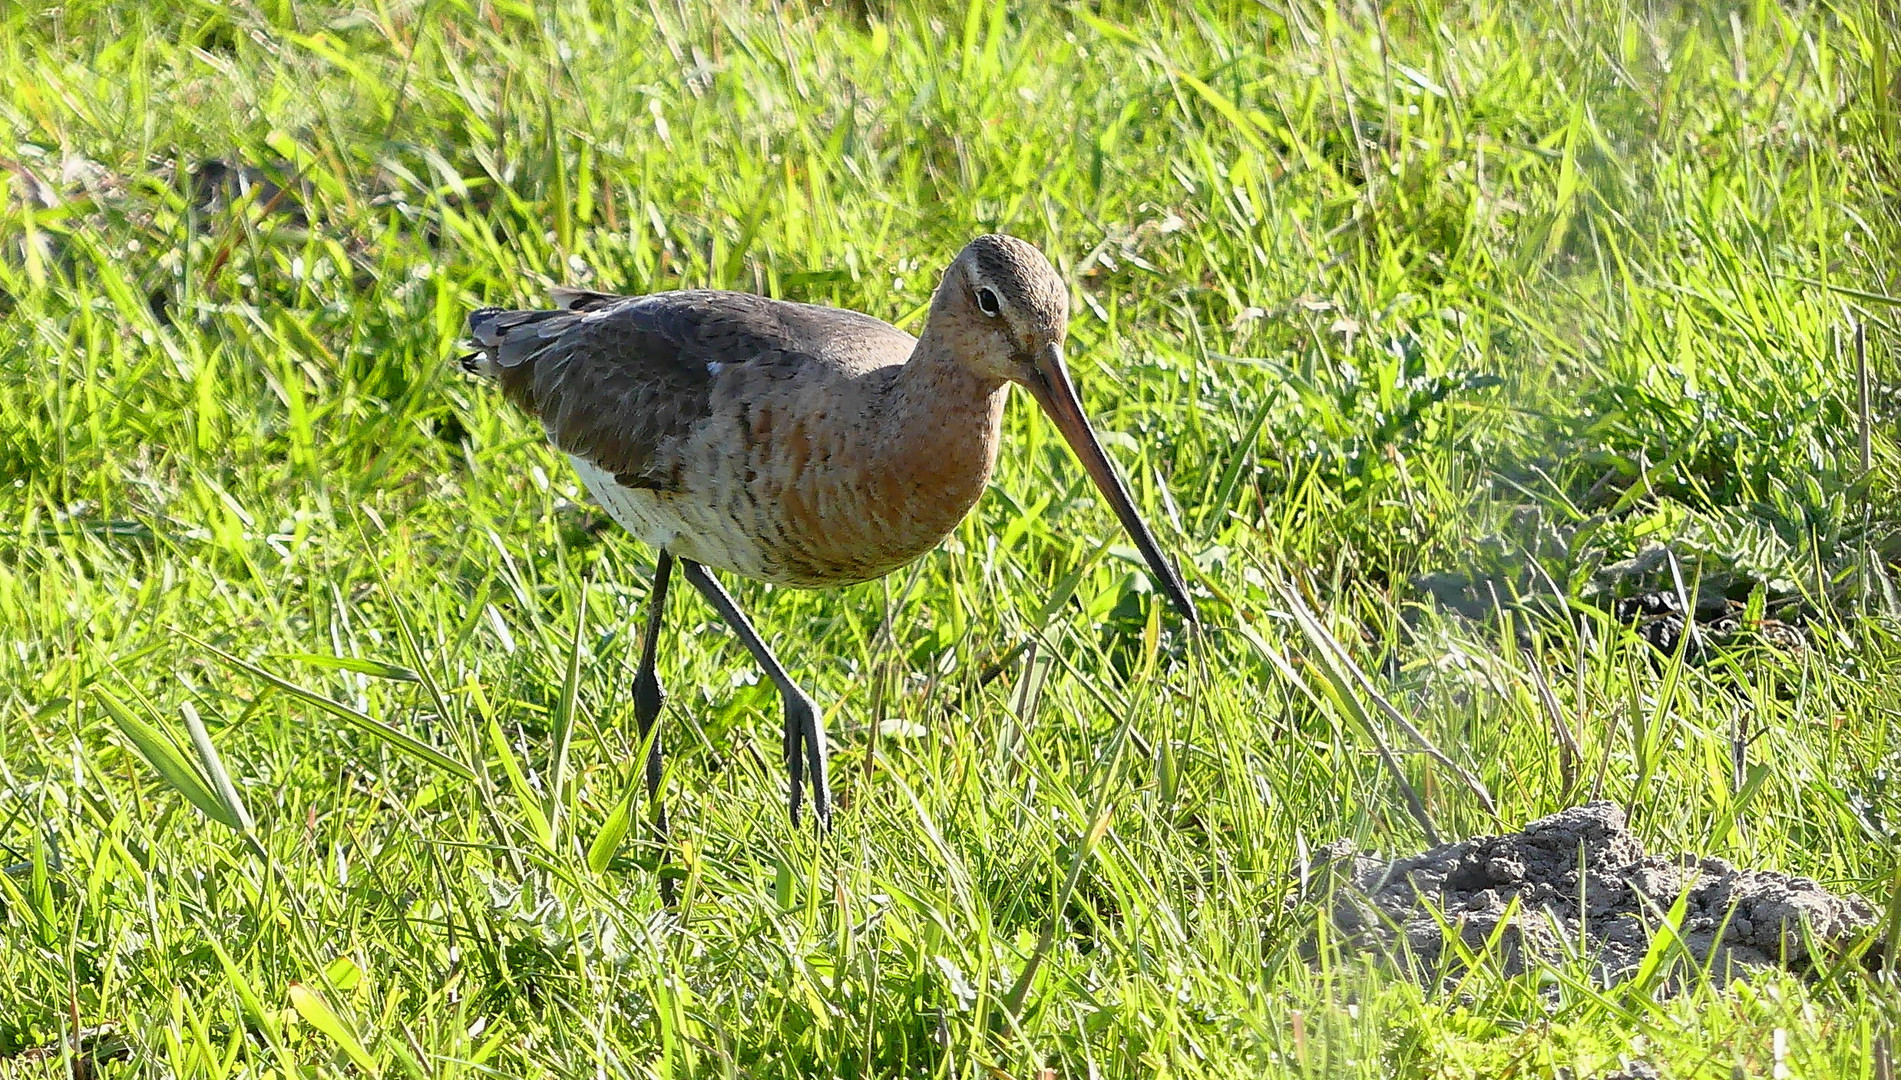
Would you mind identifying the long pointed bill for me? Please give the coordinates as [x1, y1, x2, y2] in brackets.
[1022, 342, 1200, 624]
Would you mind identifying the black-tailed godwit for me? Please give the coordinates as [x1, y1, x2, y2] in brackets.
[464, 234, 1197, 859]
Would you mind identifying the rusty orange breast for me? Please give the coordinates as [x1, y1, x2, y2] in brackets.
[755, 375, 1008, 587]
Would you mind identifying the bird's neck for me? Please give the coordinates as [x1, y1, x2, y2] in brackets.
[767, 312, 1010, 585]
[895, 283, 1012, 416]
[847, 326, 1009, 540]
[887, 324, 1010, 459]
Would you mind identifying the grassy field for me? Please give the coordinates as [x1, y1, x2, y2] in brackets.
[4, 0, 1901, 1075]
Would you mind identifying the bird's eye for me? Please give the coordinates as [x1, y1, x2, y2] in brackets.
[974, 286, 1002, 317]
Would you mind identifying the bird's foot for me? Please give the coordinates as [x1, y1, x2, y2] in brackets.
[784, 691, 831, 831]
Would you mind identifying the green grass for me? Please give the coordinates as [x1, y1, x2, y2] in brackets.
[3, 0, 1901, 1075]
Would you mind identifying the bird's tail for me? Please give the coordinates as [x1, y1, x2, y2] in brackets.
[460, 289, 620, 378]
[458, 307, 510, 378]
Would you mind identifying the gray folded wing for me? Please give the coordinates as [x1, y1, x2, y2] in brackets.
[467, 289, 914, 492]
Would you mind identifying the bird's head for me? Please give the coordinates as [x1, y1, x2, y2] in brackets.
[933, 234, 1198, 624]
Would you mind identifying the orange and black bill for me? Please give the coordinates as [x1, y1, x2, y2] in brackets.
[1023, 342, 1200, 624]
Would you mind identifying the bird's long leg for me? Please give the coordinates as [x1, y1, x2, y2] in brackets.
[680, 559, 831, 829]
[634, 550, 676, 904]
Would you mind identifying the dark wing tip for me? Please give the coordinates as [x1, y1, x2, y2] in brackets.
[550, 286, 618, 311]
[468, 306, 507, 342]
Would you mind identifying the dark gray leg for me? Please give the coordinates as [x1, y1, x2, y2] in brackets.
[680, 559, 831, 829]
[634, 551, 676, 904]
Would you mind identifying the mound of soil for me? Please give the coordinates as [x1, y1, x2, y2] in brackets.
[1311, 803, 1878, 985]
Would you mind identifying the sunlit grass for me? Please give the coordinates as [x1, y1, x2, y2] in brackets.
[2, 0, 1900, 1076]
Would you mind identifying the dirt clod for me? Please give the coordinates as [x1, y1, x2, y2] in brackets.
[1312, 802, 1877, 985]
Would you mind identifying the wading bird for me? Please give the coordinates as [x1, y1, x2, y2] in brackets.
[463, 234, 1197, 847]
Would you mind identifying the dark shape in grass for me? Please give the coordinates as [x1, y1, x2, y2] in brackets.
[1412, 531, 1812, 662]
[0, 1024, 130, 1080]
[188, 158, 309, 228]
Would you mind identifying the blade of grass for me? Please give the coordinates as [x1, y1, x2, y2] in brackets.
[287, 983, 380, 1077]
[1002, 713, 1133, 1021]
[487, 715, 555, 852]
[94, 687, 239, 830]
[178, 700, 259, 844]
[1275, 577, 1500, 821]
[275, 653, 421, 682]
[549, 580, 587, 842]
[189, 635, 474, 781]
[1238, 604, 1439, 843]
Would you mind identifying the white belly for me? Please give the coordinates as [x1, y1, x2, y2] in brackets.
[567, 456, 769, 579]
